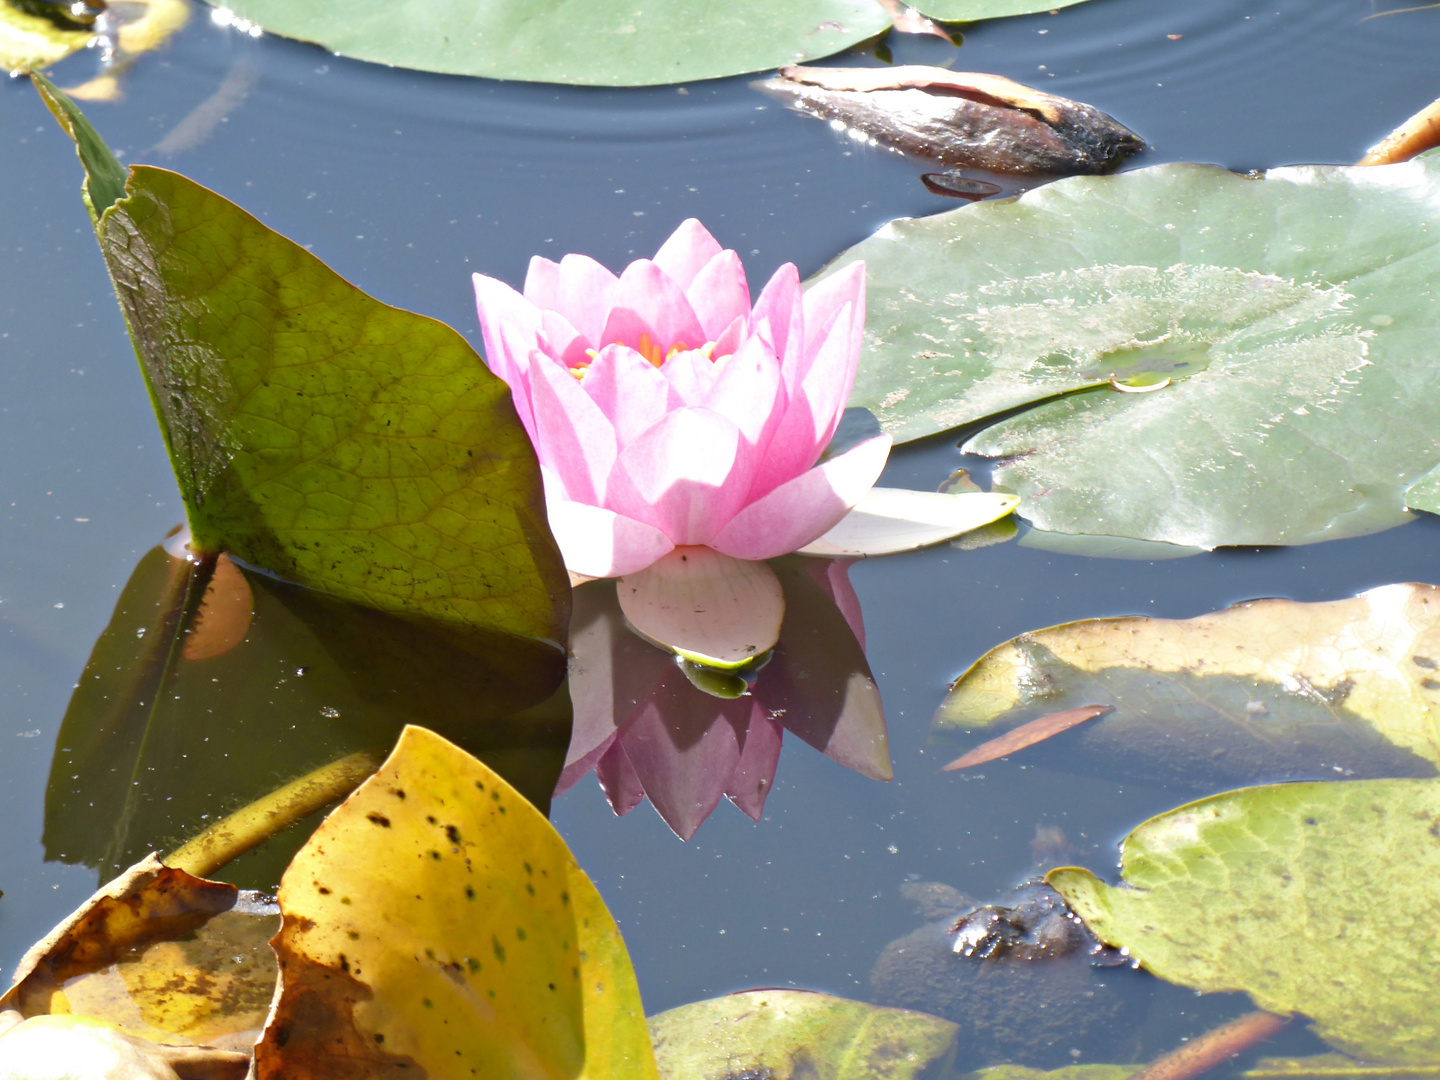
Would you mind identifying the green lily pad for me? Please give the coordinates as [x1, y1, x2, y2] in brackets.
[1048, 779, 1440, 1064]
[36, 76, 569, 649]
[202, 0, 1100, 85]
[935, 584, 1440, 786]
[823, 155, 1440, 548]
[649, 989, 959, 1079]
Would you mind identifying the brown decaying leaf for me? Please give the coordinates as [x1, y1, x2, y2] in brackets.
[1359, 94, 1440, 165]
[756, 64, 1144, 175]
[941, 705, 1113, 771]
[0, 854, 258, 1079]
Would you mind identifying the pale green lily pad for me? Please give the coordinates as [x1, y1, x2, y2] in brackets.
[1, 2, 92, 73]
[649, 989, 959, 1079]
[37, 77, 570, 650]
[824, 155, 1440, 548]
[935, 584, 1440, 786]
[211, 0, 891, 86]
[203, 0, 1099, 86]
[1048, 779, 1440, 1064]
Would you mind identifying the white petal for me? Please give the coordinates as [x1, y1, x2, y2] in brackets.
[616, 546, 784, 668]
[795, 488, 1020, 557]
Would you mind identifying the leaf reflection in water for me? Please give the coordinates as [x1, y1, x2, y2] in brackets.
[43, 537, 569, 886]
[559, 556, 890, 840]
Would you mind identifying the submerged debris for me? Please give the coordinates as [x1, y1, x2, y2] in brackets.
[755, 64, 1145, 176]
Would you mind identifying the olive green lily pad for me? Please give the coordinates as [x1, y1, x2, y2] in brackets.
[35, 76, 569, 650]
[649, 989, 959, 1079]
[202, 0, 1100, 86]
[823, 154, 1440, 548]
[935, 584, 1440, 786]
[1048, 779, 1440, 1064]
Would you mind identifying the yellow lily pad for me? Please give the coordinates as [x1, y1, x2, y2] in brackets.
[253, 725, 657, 1078]
[936, 584, 1440, 783]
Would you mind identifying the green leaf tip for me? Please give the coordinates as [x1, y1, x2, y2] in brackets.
[30, 69, 128, 219]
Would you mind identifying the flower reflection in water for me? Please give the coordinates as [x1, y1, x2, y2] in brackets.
[558, 557, 889, 840]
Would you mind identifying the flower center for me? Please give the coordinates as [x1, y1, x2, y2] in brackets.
[569, 334, 719, 381]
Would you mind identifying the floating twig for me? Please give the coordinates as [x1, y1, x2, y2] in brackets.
[941, 704, 1113, 771]
[1132, 1011, 1292, 1080]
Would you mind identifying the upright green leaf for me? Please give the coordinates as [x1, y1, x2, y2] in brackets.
[821, 156, 1440, 548]
[38, 81, 569, 649]
[1049, 780, 1440, 1064]
[30, 71, 126, 218]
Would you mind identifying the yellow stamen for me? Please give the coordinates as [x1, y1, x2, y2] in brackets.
[699, 341, 716, 359]
[569, 365, 589, 381]
[638, 332, 663, 367]
[665, 341, 692, 361]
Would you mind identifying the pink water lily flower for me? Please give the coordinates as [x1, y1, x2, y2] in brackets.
[473, 219, 890, 579]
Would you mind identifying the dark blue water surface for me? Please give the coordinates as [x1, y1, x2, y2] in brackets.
[4, 0, 1440, 1055]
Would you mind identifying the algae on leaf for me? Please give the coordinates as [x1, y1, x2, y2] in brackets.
[823, 155, 1440, 548]
[1049, 779, 1440, 1064]
[935, 584, 1440, 786]
[649, 989, 959, 1079]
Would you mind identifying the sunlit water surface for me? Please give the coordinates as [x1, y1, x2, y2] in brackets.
[3, 0, 1440, 1063]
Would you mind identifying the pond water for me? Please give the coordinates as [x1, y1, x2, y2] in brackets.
[4, 0, 1440, 1066]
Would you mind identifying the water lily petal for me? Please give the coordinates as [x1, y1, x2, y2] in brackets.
[544, 498, 675, 578]
[726, 707, 784, 821]
[527, 353, 617, 505]
[473, 271, 542, 392]
[802, 260, 866, 368]
[794, 295, 863, 451]
[745, 299, 859, 500]
[750, 262, 805, 374]
[797, 488, 1020, 557]
[616, 546, 785, 666]
[583, 344, 676, 448]
[522, 255, 560, 309]
[710, 313, 748, 361]
[548, 252, 620, 347]
[686, 249, 751, 342]
[606, 408, 756, 545]
[703, 334, 785, 452]
[617, 689, 748, 840]
[710, 435, 892, 561]
[651, 217, 725, 292]
[660, 349, 721, 406]
[595, 739, 646, 817]
[601, 260, 708, 359]
[540, 309, 592, 369]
